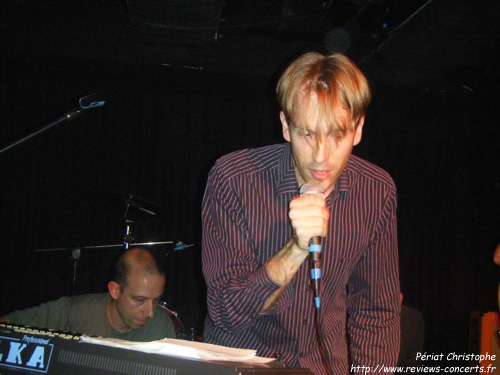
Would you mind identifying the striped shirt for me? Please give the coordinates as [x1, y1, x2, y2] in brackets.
[202, 143, 400, 375]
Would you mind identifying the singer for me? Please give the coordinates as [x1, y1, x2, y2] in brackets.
[202, 52, 400, 375]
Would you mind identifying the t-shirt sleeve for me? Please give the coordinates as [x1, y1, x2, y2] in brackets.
[9, 297, 71, 331]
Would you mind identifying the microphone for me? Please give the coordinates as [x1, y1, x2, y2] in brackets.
[66, 92, 106, 120]
[299, 182, 325, 309]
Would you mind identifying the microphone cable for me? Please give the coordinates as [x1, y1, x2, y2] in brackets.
[311, 274, 334, 375]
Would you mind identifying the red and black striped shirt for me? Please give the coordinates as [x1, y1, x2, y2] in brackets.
[202, 143, 400, 375]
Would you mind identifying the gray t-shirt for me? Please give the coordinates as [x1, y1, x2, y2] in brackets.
[9, 293, 176, 342]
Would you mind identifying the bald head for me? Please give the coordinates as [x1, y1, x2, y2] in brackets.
[111, 247, 164, 287]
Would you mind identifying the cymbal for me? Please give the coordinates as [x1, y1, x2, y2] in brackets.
[82, 191, 165, 219]
[123, 193, 158, 216]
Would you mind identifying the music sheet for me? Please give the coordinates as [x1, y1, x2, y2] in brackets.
[81, 336, 275, 364]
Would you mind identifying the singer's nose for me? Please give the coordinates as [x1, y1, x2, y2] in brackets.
[312, 141, 329, 164]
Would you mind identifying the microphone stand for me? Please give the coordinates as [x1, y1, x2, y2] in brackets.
[0, 93, 105, 154]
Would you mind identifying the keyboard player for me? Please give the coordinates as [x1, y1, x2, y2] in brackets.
[0, 247, 176, 341]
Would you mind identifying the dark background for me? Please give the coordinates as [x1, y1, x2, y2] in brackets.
[1, 0, 499, 365]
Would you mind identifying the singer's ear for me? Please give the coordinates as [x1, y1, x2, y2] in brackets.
[281, 112, 291, 143]
[353, 115, 365, 146]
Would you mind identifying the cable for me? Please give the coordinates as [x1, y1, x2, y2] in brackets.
[313, 302, 334, 374]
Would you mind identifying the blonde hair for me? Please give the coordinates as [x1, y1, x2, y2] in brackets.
[276, 52, 371, 140]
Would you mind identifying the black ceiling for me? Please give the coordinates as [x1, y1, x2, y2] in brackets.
[2, 0, 499, 92]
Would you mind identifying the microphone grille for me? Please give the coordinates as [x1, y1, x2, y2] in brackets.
[299, 183, 325, 198]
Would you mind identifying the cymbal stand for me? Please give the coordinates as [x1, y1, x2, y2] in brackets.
[35, 241, 181, 295]
[123, 202, 135, 249]
[70, 248, 81, 295]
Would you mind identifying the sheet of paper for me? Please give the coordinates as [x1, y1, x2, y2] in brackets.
[81, 336, 274, 364]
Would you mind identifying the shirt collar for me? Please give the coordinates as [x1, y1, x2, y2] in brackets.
[276, 144, 300, 196]
[335, 165, 351, 201]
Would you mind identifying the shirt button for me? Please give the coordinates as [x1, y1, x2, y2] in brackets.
[303, 319, 308, 325]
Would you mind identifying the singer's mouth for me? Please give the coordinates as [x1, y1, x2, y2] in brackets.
[311, 170, 330, 180]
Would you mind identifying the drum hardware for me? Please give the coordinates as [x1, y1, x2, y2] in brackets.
[121, 192, 161, 249]
[158, 301, 186, 337]
[83, 191, 164, 219]
[34, 240, 194, 295]
[34, 241, 193, 253]
[82, 190, 166, 249]
[71, 248, 81, 294]
[33, 191, 194, 300]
